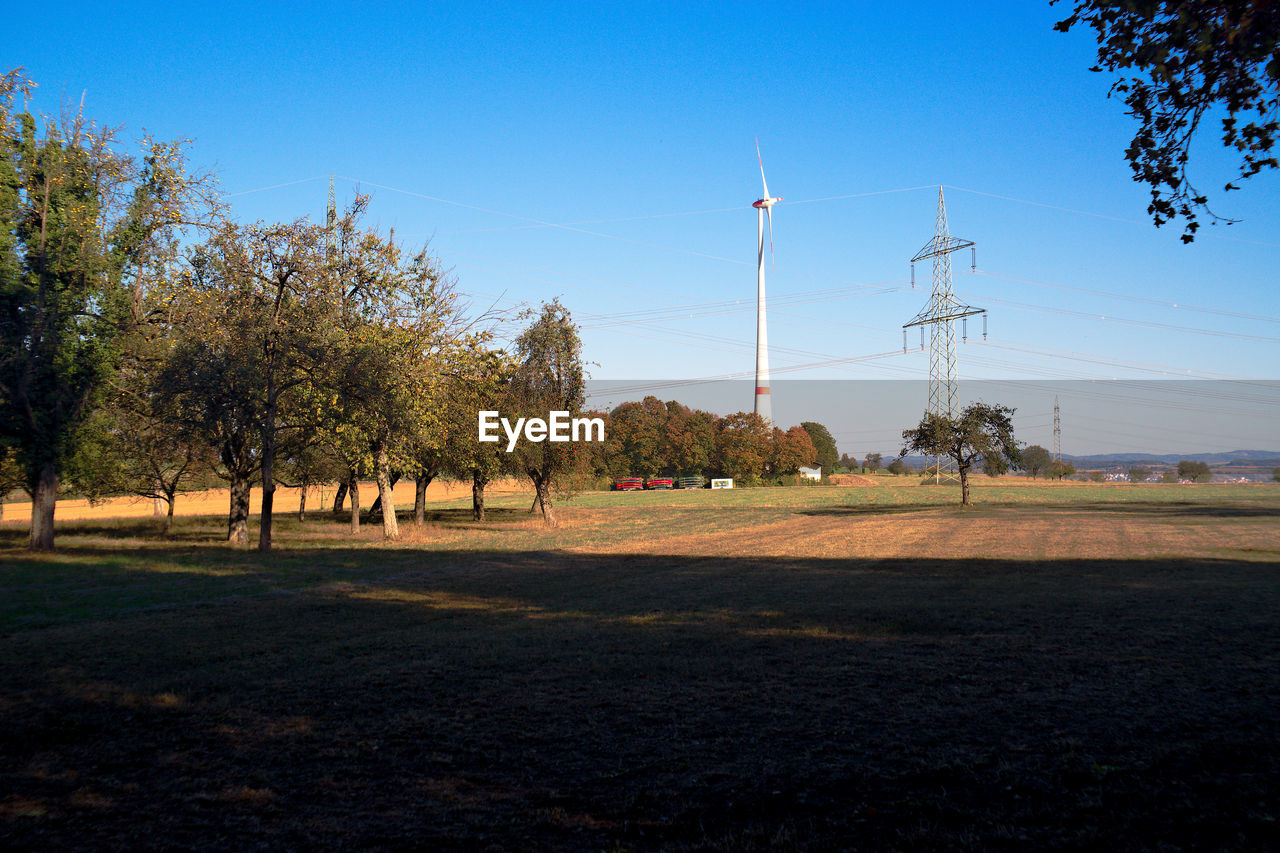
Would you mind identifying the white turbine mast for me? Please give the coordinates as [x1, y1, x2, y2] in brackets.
[752, 138, 780, 424]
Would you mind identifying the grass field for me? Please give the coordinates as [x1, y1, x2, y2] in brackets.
[2, 481, 1278, 850]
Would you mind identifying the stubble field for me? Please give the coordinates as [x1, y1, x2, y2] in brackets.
[2, 480, 1278, 850]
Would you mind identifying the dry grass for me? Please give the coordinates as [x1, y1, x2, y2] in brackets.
[1, 485, 1278, 850]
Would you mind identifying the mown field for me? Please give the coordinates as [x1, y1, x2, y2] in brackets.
[2, 481, 1278, 850]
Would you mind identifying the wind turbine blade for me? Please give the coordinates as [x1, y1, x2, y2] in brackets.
[766, 205, 775, 271]
[755, 137, 770, 199]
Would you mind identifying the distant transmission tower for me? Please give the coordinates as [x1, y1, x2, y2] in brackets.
[903, 187, 986, 482]
[1053, 395, 1061, 461]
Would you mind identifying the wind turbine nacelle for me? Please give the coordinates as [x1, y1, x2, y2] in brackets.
[753, 196, 781, 209]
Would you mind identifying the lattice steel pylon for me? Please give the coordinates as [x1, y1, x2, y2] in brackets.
[903, 187, 986, 482]
[1053, 395, 1061, 461]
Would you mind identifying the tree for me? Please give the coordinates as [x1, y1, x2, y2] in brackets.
[982, 453, 1009, 478]
[606, 396, 669, 477]
[886, 457, 908, 476]
[664, 401, 715, 477]
[0, 69, 217, 548]
[1054, 2, 1280, 241]
[316, 216, 456, 540]
[713, 412, 771, 484]
[1022, 445, 1053, 479]
[799, 421, 838, 476]
[1129, 466, 1152, 483]
[1177, 459, 1213, 482]
[444, 344, 513, 523]
[1161, 470, 1179, 483]
[901, 403, 1022, 506]
[1049, 459, 1076, 480]
[166, 218, 332, 551]
[863, 452, 882, 473]
[508, 300, 588, 527]
[1273, 467, 1280, 483]
[770, 425, 817, 476]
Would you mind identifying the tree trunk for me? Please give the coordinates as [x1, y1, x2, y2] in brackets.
[228, 470, 251, 545]
[332, 481, 348, 513]
[349, 473, 360, 533]
[367, 472, 401, 519]
[29, 461, 57, 550]
[959, 467, 971, 506]
[532, 472, 557, 527]
[414, 473, 432, 525]
[297, 486, 307, 521]
[152, 480, 165, 518]
[373, 441, 399, 540]
[472, 470, 487, 522]
[164, 493, 176, 534]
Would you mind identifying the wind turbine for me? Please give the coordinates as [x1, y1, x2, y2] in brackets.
[752, 139, 781, 424]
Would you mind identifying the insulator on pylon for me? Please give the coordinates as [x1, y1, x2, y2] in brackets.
[962, 317, 968, 342]
[902, 329, 907, 353]
[970, 246, 976, 272]
[982, 312, 988, 340]
[920, 327, 925, 350]
[910, 263, 915, 288]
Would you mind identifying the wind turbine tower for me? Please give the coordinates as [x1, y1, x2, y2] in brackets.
[752, 140, 781, 423]
[903, 187, 986, 481]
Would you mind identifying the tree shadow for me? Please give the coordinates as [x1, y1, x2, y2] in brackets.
[3, 543, 1278, 850]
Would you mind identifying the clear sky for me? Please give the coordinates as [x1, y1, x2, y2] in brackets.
[7, 1, 1278, 454]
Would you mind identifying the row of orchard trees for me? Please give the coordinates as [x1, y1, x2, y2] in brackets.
[0, 69, 589, 550]
[596, 398, 823, 484]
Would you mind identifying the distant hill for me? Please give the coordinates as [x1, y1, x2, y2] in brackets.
[896, 451, 1280, 469]
[1063, 451, 1280, 467]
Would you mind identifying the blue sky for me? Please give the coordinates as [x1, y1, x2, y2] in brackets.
[7, 1, 1278, 453]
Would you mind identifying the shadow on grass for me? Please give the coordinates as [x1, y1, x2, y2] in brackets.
[2, 538, 1279, 850]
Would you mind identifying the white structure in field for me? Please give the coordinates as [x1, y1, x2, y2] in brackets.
[752, 139, 780, 425]
[798, 466, 821, 481]
[711, 478, 734, 489]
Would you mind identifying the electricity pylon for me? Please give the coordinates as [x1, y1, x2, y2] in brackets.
[903, 187, 986, 482]
[1053, 395, 1061, 461]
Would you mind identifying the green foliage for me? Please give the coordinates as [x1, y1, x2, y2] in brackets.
[1177, 459, 1213, 483]
[863, 452, 883, 473]
[983, 453, 1010, 478]
[1054, 1, 1280, 241]
[1273, 467, 1280, 483]
[0, 68, 217, 547]
[1049, 460, 1076, 480]
[799, 421, 838, 475]
[1161, 470, 1179, 483]
[1129, 467, 1152, 483]
[902, 403, 1021, 505]
[1023, 445, 1053, 479]
[509, 300, 588, 525]
[886, 457, 908, 476]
